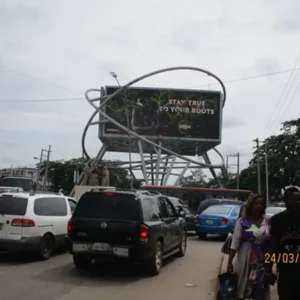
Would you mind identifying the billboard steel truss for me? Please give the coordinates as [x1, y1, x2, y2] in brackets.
[70, 66, 228, 196]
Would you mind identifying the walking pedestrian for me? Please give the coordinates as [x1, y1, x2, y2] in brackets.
[267, 186, 300, 300]
[227, 193, 271, 299]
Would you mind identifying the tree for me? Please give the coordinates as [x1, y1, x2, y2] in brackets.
[38, 158, 144, 194]
[238, 118, 300, 196]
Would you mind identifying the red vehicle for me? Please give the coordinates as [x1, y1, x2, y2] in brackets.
[143, 185, 251, 211]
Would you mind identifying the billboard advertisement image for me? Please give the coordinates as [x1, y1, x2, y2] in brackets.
[102, 86, 222, 142]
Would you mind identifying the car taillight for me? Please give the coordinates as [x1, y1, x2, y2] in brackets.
[11, 218, 35, 227]
[221, 217, 229, 224]
[104, 192, 114, 196]
[195, 215, 200, 223]
[140, 224, 149, 240]
[67, 218, 72, 233]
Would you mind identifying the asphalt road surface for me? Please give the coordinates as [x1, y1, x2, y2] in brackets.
[0, 235, 223, 300]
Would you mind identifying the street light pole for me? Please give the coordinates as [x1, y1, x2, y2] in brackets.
[110, 71, 134, 190]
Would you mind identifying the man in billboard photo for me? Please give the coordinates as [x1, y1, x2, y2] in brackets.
[131, 97, 160, 135]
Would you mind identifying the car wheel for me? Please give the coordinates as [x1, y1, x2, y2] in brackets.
[38, 234, 54, 260]
[177, 231, 187, 257]
[198, 233, 207, 240]
[145, 240, 163, 276]
[73, 254, 92, 269]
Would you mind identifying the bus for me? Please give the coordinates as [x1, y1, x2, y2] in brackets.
[143, 185, 252, 211]
[0, 176, 35, 192]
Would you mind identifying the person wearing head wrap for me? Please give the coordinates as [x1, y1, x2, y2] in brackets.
[227, 193, 271, 299]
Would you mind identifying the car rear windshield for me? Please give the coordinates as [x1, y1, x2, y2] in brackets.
[74, 192, 141, 220]
[202, 205, 232, 215]
[0, 195, 28, 215]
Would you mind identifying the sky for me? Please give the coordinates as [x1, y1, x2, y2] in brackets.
[1, 0, 300, 184]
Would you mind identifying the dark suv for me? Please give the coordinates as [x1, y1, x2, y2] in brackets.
[65, 190, 187, 275]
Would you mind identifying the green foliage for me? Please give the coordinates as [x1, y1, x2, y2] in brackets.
[238, 118, 300, 196]
[38, 158, 144, 194]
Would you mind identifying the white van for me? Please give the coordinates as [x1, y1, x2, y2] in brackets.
[0, 192, 77, 260]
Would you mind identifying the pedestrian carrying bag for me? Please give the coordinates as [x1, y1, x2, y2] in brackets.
[217, 272, 238, 300]
[221, 233, 232, 255]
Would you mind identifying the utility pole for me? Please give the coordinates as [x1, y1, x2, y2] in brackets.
[228, 153, 240, 189]
[36, 149, 45, 191]
[226, 155, 229, 174]
[253, 138, 261, 194]
[43, 145, 51, 191]
[265, 140, 269, 205]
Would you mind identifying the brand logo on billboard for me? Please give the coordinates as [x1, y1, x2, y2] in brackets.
[178, 120, 192, 134]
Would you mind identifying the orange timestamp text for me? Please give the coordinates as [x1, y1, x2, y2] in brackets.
[264, 252, 300, 264]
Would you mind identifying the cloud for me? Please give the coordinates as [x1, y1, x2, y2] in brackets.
[0, 0, 300, 184]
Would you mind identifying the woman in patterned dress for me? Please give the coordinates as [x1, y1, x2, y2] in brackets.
[227, 194, 271, 300]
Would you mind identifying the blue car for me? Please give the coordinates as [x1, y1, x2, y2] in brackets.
[195, 204, 241, 239]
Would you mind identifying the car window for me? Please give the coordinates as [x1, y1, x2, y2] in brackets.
[74, 192, 141, 220]
[182, 206, 193, 215]
[165, 198, 176, 217]
[232, 206, 240, 216]
[67, 198, 77, 213]
[158, 197, 169, 218]
[141, 198, 161, 221]
[34, 197, 68, 216]
[0, 195, 28, 215]
[202, 206, 232, 215]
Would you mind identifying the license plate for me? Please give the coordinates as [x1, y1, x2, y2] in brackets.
[92, 243, 109, 251]
[206, 220, 214, 225]
[73, 243, 91, 252]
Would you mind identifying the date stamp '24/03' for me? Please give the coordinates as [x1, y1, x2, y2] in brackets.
[265, 253, 300, 264]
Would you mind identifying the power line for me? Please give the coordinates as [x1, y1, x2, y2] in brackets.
[1, 66, 300, 103]
[265, 53, 300, 133]
[0, 97, 84, 102]
[185, 67, 300, 88]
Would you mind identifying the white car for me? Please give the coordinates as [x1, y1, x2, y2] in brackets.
[265, 206, 286, 218]
[0, 191, 77, 260]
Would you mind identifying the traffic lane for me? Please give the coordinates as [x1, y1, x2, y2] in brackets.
[0, 236, 223, 300]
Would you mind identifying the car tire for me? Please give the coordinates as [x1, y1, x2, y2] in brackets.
[73, 254, 92, 269]
[197, 233, 207, 240]
[37, 234, 54, 260]
[145, 240, 163, 276]
[177, 231, 187, 257]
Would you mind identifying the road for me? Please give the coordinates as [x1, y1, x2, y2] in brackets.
[0, 235, 223, 300]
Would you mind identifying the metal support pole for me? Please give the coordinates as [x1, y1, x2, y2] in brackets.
[43, 145, 51, 191]
[265, 141, 269, 205]
[155, 141, 162, 185]
[174, 161, 191, 186]
[138, 140, 149, 185]
[162, 156, 176, 185]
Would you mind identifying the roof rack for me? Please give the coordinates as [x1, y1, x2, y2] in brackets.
[29, 190, 64, 196]
[86, 188, 159, 196]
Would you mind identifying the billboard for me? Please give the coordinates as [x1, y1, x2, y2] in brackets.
[101, 86, 222, 142]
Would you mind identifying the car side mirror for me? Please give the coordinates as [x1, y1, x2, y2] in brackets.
[178, 211, 185, 217]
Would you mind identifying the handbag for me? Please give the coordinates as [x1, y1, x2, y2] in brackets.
[217, 272, 238, 300]
[221, 233, 232, 255]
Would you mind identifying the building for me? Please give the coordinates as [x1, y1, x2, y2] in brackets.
[0, 167, 38, 182]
